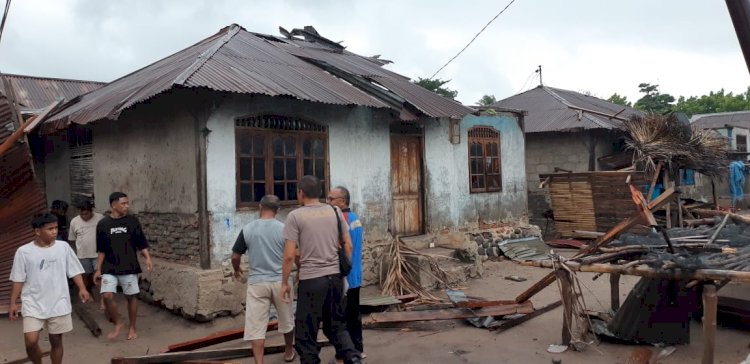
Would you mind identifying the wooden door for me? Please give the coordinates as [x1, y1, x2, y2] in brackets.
[391, 135, 423, 236]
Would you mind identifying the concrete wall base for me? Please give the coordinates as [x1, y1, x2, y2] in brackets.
[139, 258, 245, 322]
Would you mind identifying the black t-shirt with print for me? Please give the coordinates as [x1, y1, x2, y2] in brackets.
[96, 215, 149, 275]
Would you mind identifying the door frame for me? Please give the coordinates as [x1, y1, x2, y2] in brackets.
[389, 122, 426, 236]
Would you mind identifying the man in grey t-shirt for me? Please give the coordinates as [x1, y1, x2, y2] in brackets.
[281, 175, 360, 364]
[232, 195, 295, 364]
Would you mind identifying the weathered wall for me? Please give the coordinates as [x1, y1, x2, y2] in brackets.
[138, 212, 201, 266]
[423, 113, 528, 231]
[525, 129, 621, 228]
[90, 90, 201, 214]
[43, 133, 71, 208]
[139, 258, 245, 321]
[205, 94, 393, 265]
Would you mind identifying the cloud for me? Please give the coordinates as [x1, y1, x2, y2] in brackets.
[0, 0, 746, 106]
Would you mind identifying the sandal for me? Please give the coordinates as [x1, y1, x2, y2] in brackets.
[284, 351, 296, 362]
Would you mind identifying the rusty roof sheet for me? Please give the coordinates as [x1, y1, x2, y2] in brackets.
[0, 92, 48, 314]
[690, 110, 750, 130]
[0, 73, 103, 112]
[491, 86, 642, 133]
[47, 24, 473, 128]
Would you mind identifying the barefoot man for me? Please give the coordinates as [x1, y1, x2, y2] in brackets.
[9, 213, 91, 364]
[94, 192, 153, 340]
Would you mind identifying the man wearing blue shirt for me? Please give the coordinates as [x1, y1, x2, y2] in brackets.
[327, 186, 365, 359]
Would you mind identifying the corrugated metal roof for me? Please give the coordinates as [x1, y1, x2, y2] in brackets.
[491, 86, 642, 133]
[0, 92, 48, 314]
[690, 110, 750, 130]
[47, 24, 473, 129]
[0, 73, 103, 112]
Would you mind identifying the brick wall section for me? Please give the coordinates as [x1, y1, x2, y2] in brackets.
[136, 212, 201, 266]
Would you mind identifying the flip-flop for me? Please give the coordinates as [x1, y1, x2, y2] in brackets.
[284, 351, 296, 362]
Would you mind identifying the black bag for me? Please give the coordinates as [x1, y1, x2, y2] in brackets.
[332, 205, 352, 277]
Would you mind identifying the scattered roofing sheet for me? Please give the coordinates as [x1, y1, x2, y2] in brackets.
[491, 86, 642, 133]
[498, 237, 550, 261]
[47, 24, 474, 129]
[691, 110, 750, 130]
[0, 73, 103, 112]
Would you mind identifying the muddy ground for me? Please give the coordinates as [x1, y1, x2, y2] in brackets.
[2, 256, 750, 363]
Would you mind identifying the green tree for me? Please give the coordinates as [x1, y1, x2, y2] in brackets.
[673, 87, 750, 116]
[414, 77, 458, 99]
[633, 83, 675, 114]
[477, 94, 497, 106]
[607, 93, 632, 107]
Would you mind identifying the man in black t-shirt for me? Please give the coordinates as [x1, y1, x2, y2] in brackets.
[94, 192, 153, 341]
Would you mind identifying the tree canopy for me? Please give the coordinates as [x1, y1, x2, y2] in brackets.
[607, 93, 632, 107]
[633, 83, 675, 114]
[413, 77, 458, 99]
[477, 94, 497, 106]
[672, 87, 750, 116]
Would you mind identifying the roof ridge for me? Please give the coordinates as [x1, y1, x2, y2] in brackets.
[542, 86, 573, 108]
[692, 110, 750, 120]
[173, 24, 242, 85]
[0, 72, 105, 85]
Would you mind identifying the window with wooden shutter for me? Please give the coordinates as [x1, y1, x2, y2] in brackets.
[69, 127, 94, 207]
[235, 115, 328, 208]
[468, 126, 501, 193]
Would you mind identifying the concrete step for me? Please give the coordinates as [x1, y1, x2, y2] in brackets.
[399, 234, 436, 251]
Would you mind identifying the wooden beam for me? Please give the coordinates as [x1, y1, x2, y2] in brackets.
[646, 161, 663, 203]
[73, 304, 102, 337]
[363, 301, 534, 327]
[490, 300, 562, 333]
[610, 274, 621, 311]
[163, 322, 278, 352]
[113, 341, 328, 364]
[702, 284, 717, 364]
[555, 269, 573, 346]
[520, 261, 750, 282]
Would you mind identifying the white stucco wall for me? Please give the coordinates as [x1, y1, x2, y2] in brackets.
[205, 94, 393, 263]
[424, 113, 528, 230]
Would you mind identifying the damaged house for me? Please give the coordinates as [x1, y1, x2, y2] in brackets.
[38, 24, 529, 319]
[491, 86, 642, 230]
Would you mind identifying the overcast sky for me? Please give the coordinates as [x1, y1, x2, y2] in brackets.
[0, 0, 747, 106]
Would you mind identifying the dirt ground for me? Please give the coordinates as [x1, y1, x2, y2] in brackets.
[2, 257, 750, 364]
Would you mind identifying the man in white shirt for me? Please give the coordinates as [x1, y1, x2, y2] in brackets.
[68, 199, 104, 302]
[9, 213, 91, 364]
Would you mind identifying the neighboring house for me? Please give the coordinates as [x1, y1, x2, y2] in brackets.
[0, 74, 102, 314]
[491, 85, 642, 228]
[0, 73, 104, 207]
[687, 111, 750, 206]
[41, 24, 528, 319]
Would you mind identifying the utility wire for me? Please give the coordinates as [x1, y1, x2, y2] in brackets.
[0, 0, 11, 46]
[516, 69, 536, 94]
[429, 0, 517, 79]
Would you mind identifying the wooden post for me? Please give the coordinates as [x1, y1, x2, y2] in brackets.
[675, 171, 684, 227]
[555, 268, 573, 346]
[610, 273, 621, 311]
[702, 284, 717, 364]
[647, 161, 663, 203]
[711, 178, 718, 209]
[664, 173, 672, 229]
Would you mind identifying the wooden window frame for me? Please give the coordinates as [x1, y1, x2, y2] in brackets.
[235, 115, 329, 209]
[737, 134, 748, 153]
[468, 126, 502, 193]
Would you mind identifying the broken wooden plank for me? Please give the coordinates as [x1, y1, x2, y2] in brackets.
[73, 304, 102, 337]
[490, 300, 562, 333]
[455, 299, 517, 309]
[115, 340, 327, 364]
[163, 321, 278, 353]
[363, 301, 534, 327]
